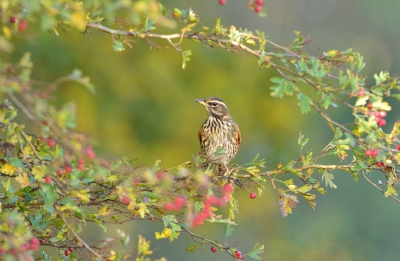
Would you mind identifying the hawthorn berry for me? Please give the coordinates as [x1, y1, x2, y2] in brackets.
[85, 146, 96, 159]
[250, 192, 257, 199]
[397, 144, 400, 151]
[254, 5, 262, 13]
[57, 168, 64, 176]
[371, 150, 379, 157]
[69, 247, 74, 252]
[256, 0, 264, 5]
[10, 17, 16, 23]
[379, 111, 387, 118]
[357, 89, 365, 96]
[164, 202, 175, 211]
[235, 250, 242, 259]
[173, 196, 186, 209]
[365, 150, 372, 156]
[219, 0, 226, 5]
[30, 238, 40, 252]
[376, 162, 384, 167]
[44, 176, 52, 184]
[18, 19, 28, 32]
[211, 246, 217, 253]
[377, 118, 386, 127]
[122, 196, 130, 205]
[65, 164, 72, 174]
[47, 138, 56, 148]
[366, 102, 373, 109]
[40, 239, 45, 244]
[65, 250, 70, 256]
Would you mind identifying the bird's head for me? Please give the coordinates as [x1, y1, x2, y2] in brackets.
[195, 97, 231, 119]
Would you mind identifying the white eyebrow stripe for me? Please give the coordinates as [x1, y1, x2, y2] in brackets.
[207, 100, 227, 108]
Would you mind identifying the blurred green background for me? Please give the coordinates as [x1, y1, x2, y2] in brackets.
[4, 0, 400, 260]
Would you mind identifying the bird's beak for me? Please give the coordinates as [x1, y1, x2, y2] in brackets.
[195, 99, 206, 105]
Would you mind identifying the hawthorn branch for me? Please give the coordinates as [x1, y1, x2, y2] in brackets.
[361, 170, 400, 203]
[60, 211, 105, 261]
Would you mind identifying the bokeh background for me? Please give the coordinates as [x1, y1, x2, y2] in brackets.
[4, 0, 400, 260]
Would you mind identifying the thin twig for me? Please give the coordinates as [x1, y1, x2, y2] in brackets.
[60, 211, 105, 261]
[360, 170, 400, 203]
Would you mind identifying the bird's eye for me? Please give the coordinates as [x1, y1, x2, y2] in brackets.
[212, 102, 218, 106]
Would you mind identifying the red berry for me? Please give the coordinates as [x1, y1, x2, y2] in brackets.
[256, 0, 264, 5]
[211, 246, 217, 253]
[219, 0, 226, 5]
[379, 111, 387, 118]
[65, 165, 72, 174]
[164, 203, 175, 211]
[69, 247, 74, 252]
[78, 158, 84, 165]
[30, 238, 40, 252]
[18, 19, 28, 32]
[377, 118, 386, 127]
[85, 146, 96, 159]
[357, 89, 365, 96]
[44, 176, 52, 184]
[371, 150, 379, 157]
[397, 144, 400, 151]
[235, 250, 242, 259]
[376, 162, 384, 167]
[366, 102, 373, 109]
[365, 150, 372, 156]
[10, 17, 16, 23]
[254, 5, 262, 12]
[65, 250, 70, 256]
[122, 196, 130, 205]
[43, 120, 50, 126]
[40, 239, 45, 244]
[57, 168, 64, 176]
[250, 192, 257, 199]
[174, 196, 186, 209]
[48, 138, 56, 148]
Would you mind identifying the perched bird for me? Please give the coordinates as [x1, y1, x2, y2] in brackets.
[195, 97, 241, 173]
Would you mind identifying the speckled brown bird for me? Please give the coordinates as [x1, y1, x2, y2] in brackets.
[195, 97, 241, 173]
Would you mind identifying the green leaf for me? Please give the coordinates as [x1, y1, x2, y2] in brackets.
[225, 223, 235, 238]
[182, 50, 192, 69]
[247, 243, 264, 260]
[297, 93, 313, 114]
[298, 131, 309, 153]
[270, 77, 296, 98]
[113, 40, 125, 52]
[5, 157, 24, 168]
[322, 170, 337, 189]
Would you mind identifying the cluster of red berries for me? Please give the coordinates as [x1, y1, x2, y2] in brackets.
[365, 149, 379, 158]
[254, 0, 264, 13]
[218, 0, 263, 13]
[365, 101, 387, 127]
[164, 196, 187, 211]
[65, 247, 74, 256]
[9, 16, 29, 32]
[191, 183, 233, 226]
[0, 237, 40, 257]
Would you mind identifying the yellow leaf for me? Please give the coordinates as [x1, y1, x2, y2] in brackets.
[72, 190, 90, 202]
[109, 250, 116, 260]
[2, 26, 12, 39]
[32, 166, 46, 181]
[1, 163, 16, 175]
[16, 173, 30, 187]
[155, 228, 172, 240]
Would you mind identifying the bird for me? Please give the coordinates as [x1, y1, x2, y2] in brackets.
[195, 97, 241, 174]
